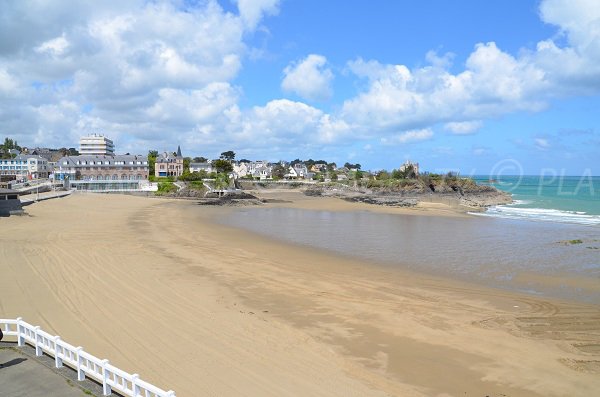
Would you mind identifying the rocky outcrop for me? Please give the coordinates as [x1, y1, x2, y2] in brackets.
[304, 181, 512, 209]
[343, 196, 418, 207]
[197, 192, 264, 206]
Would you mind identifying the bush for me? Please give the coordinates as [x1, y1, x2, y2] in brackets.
[180, 171, 207, 181]
[156, 182, 177, 195]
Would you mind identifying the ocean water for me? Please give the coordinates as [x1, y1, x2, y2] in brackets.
[472, 175, 600, 225]
[221, 208, 600, 304]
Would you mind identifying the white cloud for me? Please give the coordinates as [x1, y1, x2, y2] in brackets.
[237, 0, 280, 31]
[535, 138, 551, 150]
[333, 0, 600, 142]
[444, 121, 483, 135]
[380, 129, 434, 145]
[0, 68, 18, 95]
[1, 0, 600, 160]
[282, 54, 334, 101]
[35, 34, 70, 57]
[341, 42, 548, 137]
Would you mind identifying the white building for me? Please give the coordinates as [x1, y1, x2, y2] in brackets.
[189, 162, 213, 174]
[399, 160, 419, 176]
[0, 155, 50, 181]
[233, 162, 249, 178]
[79, 134, 115, 155]
[285, 164, 310, 179]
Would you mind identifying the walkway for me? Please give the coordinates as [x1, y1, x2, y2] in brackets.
[0, 343, 103, 397]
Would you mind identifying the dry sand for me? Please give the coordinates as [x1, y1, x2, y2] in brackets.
[1, 193, 599, 397]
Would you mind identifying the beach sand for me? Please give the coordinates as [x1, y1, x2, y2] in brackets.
[1, 193, 599, 396]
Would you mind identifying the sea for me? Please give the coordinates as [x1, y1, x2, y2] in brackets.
[220, 175, 600, 303]
[472, 175, 600, 225]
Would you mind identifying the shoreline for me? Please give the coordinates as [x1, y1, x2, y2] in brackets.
[2, 193, 599, 396]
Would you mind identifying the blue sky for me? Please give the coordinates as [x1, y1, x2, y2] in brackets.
[0, 0, 599, 175]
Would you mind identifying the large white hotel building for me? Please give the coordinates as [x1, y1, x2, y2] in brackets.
[79, 134, 115, 155]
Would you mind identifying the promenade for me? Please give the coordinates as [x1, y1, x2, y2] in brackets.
[0, 342, 103, 396]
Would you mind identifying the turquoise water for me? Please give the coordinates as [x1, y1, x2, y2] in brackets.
[473, 175, 600, 225]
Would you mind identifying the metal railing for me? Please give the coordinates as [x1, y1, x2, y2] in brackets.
[0, 318, 176, 397]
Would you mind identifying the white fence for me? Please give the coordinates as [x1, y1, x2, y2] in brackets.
[0, 318, 176, 397]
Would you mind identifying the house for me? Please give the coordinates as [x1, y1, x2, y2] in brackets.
[233, 162, 249, 178]
[285, 163, 310, 179]
[155, 146, 183, 178]
[27, 148, 55, 161]
[310, 164, 326, 173]
[189, 162, 213, 174]
[252, 165, 272, 180]
[0, 188, 23, 216]
[54, 154, 149, 191]
[0, 155, 50, 182]
[399, 160, 419, 176]
[247, 160, 268, 174]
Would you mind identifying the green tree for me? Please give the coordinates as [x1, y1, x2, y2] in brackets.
[213, 159, 233, 173]
[272, 163, 286, 179]
[376, 170, 390, 180]
[148, 150, 158, 176]
[213, 173, 230, 196]
[220, 150, 235, 161]
[1, 137, 21, 158]
[192, 156, 208, 163]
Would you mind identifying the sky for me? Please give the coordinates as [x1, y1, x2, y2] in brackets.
[0, 0, 599, 175]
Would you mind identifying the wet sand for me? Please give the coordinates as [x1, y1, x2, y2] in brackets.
[1, 193, 599, 396]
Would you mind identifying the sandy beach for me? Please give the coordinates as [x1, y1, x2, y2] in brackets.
[1, 193, 599, 396]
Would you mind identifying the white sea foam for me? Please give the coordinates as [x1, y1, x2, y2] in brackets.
[510, 200, 532, 205]
[471, 206, 600, 226]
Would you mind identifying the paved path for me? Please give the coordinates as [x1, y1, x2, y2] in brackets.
[0, 343, 103, 397]
[19, 189, 73, 204]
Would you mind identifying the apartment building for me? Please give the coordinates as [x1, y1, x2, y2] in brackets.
[54, 154, 149, 191]
[0, 155, 50, 181]
[79, 134, 115, 155]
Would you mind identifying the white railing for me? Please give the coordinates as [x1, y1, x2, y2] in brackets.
[0, 318, 176, 397]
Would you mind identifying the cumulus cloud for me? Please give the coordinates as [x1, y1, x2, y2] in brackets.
[237, 0, 280, 30]
[380, 129, 434, 145]
[334, 0, 600, 142]
[0, 0, 261, 151]
[1, 0, 600, 159]
[341, 42, 548, 136]
[282, 54, 334, 101]
[35, 34, 70, 57]
[444, 121, 483, 135]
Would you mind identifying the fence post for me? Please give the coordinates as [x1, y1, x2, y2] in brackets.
[166, 390, 176, 397]
[16, 317, 24, 346]
[76, 347, 85, 381]
[102, 359, 111, 396]
[34, 326, 42, 356]
[131, 374, 139, 396]
[54, 336, 63, 368]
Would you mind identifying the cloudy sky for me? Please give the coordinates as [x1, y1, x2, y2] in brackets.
[1, 0, 599, 174]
